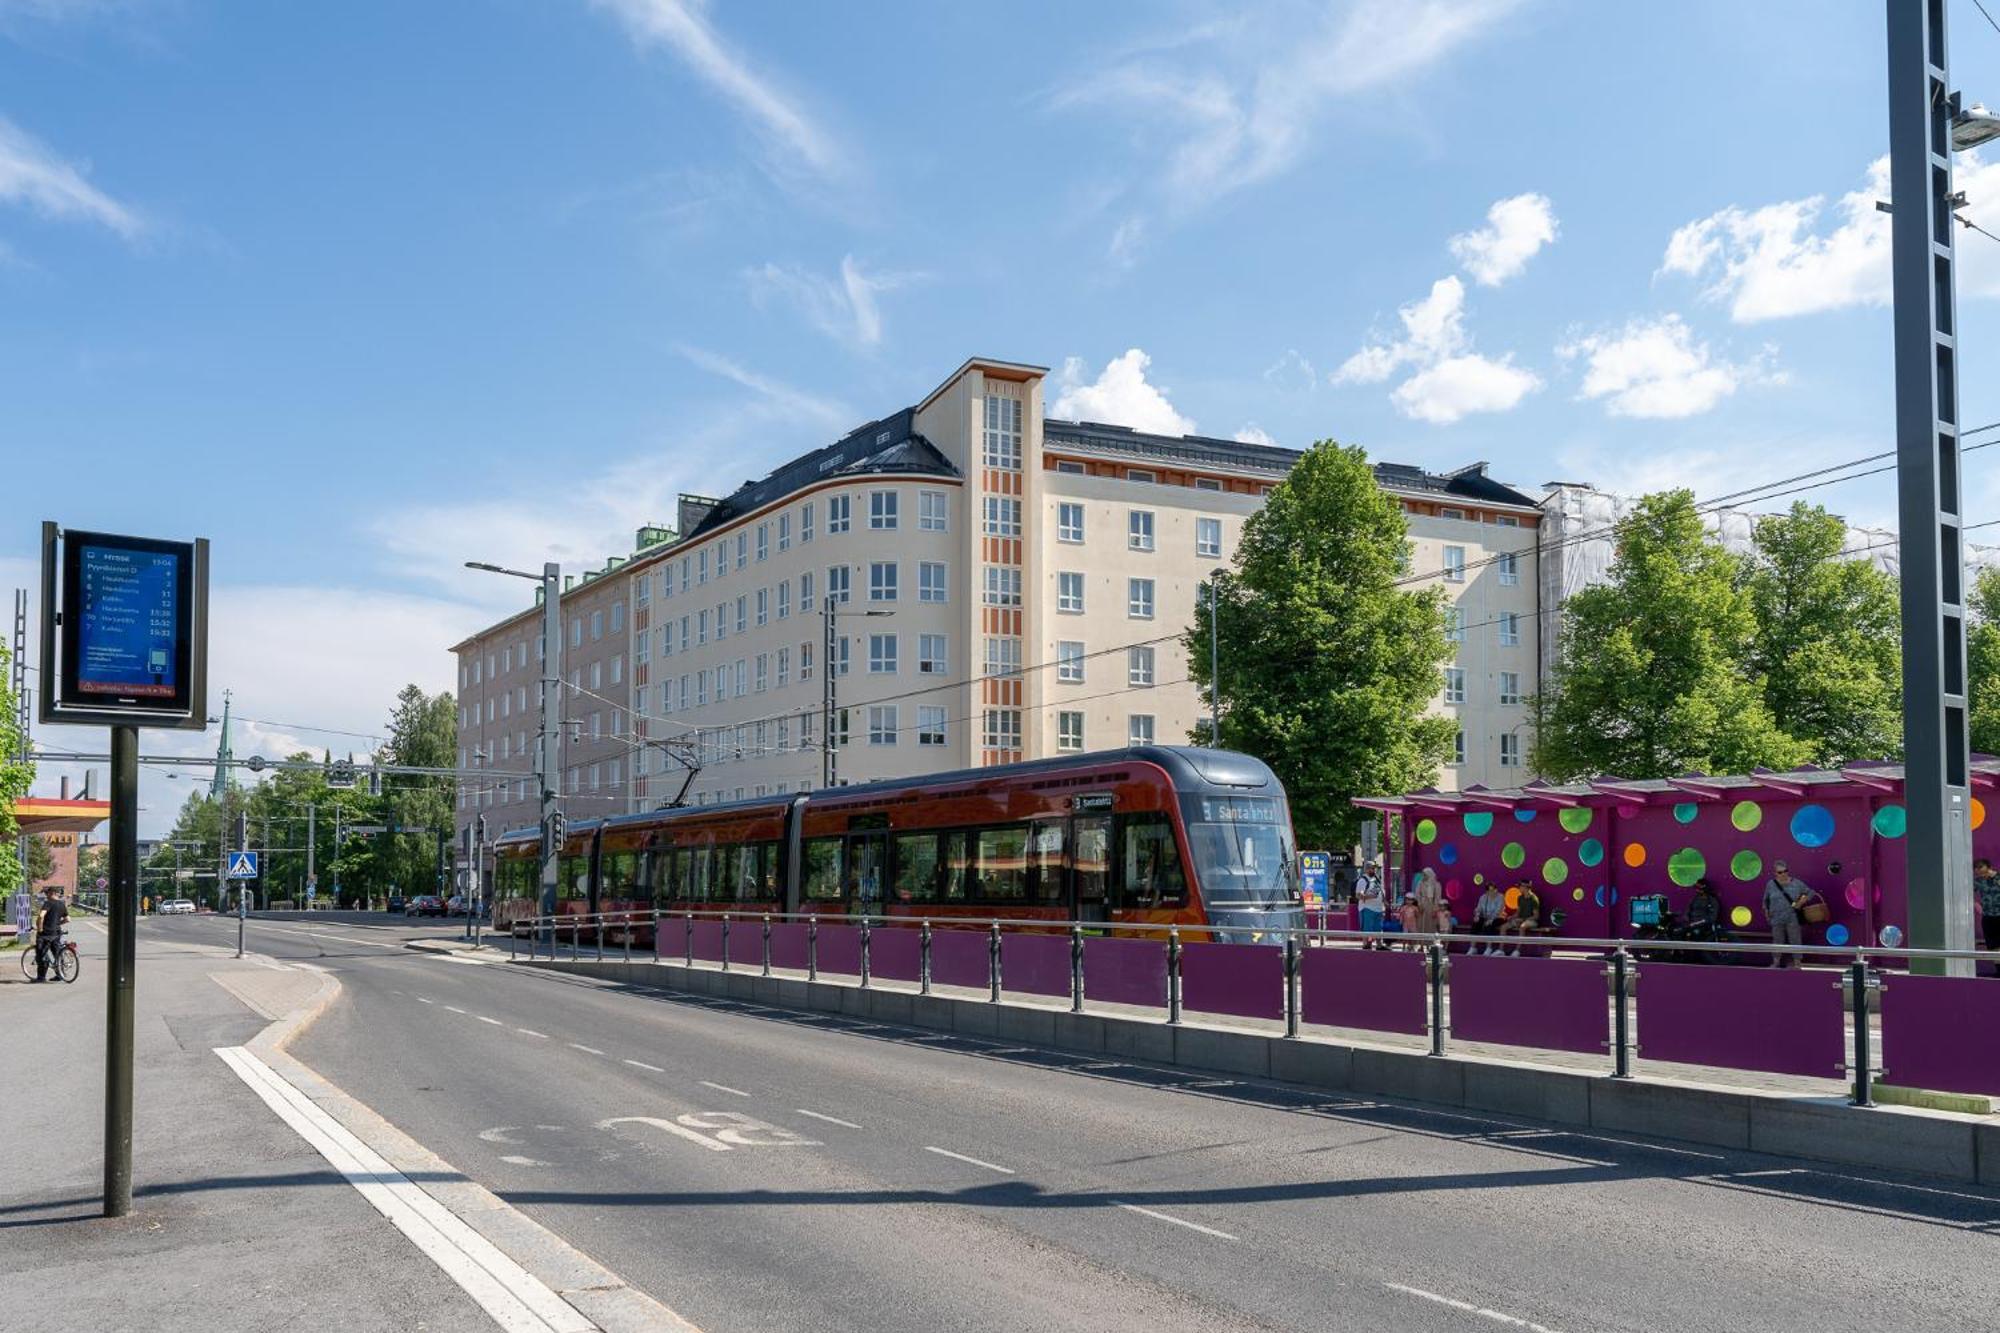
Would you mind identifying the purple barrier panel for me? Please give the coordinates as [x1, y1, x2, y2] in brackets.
[1882, 974, 2000, 1096]
[1082, 936, 1167, 1009]
[1002, 933, 1073, 998]
[768, 922, 809, 972]
[1181, 941, 1285, 1022]
[1300, 947, 1427, 1036]
[654, 918, 685, 959]
[814, 923, 862, 978]
[1450, 955, 1605, 1055]
[870, 928, 924, 984]
[688, 920, 725, 964]
[726, 919, 764, 968]
[929, 929, 991, 990]
[1638, 963, 1846, 1079]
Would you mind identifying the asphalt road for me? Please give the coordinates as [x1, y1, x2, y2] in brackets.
[157, 913, 2000, 1333]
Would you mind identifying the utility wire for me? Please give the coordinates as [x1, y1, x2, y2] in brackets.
[1973, 0, 2000, 40]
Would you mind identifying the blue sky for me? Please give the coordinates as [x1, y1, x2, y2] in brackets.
[6, 0, 2000, 828]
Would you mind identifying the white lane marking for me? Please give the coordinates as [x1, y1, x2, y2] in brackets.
[569, 1043, 605, 1056]
[924, 1146, 1015, 1175]
[415, 997, 434, 1005]
[1185, 1079, 1238, 1089]
[1386, 1282, 1565, 1333]
[699, 1080, 749, 1098]
[678, 1111, 818, 1147]
[516, 1029, 548, 1039]
[599, 1115, 732, 1153]
[1114, 1202, 1239, 1242]
[795, 1109, 862, 1130]
[216, 1046, 594, 1333]
[1727, 1166, 2000, 1205]
[478, 1127, 520, 1145]
[623, 1059, 665, 1073]
[476, 1016, 504, 1026]
[445, 1006, 467, 1015]
[391, 989, 405, 996]
[1323, 1096, 1728, 1161]
[500, 1155, 549, 1167]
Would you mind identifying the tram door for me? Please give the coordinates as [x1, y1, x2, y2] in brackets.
[1072, 815, 1112, 925]
[847, 832, 887, 912]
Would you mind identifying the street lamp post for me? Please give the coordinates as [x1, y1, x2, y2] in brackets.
[467, 560, 562, 946]
[821, 598, 891, 788]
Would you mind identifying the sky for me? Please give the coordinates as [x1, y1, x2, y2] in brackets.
[6, 0, 2000, 836]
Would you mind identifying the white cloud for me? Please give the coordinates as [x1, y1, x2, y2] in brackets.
[1107, 216, 1147, 269]
[744, 255, 914, 347]
[592, 0, 845, 183]
[1050, 348, 1196, 435]
[1558, 314, 1777, 419]
[1390, 354, 1539, 425]
[1660, 153, 2000, 322]
[1333, 276, 1468, 384]
[1262, 348, 1317, 391]
[1233, 424, 1277, 445]
[0, 115, 140, 237]
[1449, 191, 1557, 285]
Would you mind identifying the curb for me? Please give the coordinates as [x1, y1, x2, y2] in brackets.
[403, 939, 493, 959]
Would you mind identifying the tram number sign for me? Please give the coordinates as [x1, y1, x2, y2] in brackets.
[1299, 851, 1330, 909]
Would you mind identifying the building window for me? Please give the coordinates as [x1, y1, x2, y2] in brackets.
[827, 565, 851, 605]
[869, 633, 898, 674]
[983, 395, 1023, 470]
[637, 631, 650, 665]
[715, 601, 728, 640]
[1128, 578, 1155, 619]
[1445, 608, 1464, 643]
[919, 490, 948, 531]
[778, 512, 792, 551]
[755, 654, 769, 693]
[1498, 551, 1519, 586]
[734, 659, 748, 697]
[1128, 646, 1155, 686]
[919, 561, 947, 603]
[870, 561, 898, 603]
[610, 655, 623, 686]
[1058, 502, 1084, 543]
[1058, 572, 1084, 613]
[589, 662, 602, 691]
[716, 541, 729, 576]
[778, 580, 791, 620]
[1195, 477, 1223, 492]
[1440, 507, 1466, 521]
[983, 708, 1022, 751]
[801, 502, 816, 544]
[1499, 612, 1521, 647]
[869, 491, 898, 531]
[730, 596, 743, 634]
[696, 671, 708, 706]
[1057, 641, 1085, 683]
[1057, 711, 1084, 752]
[800, 642, 814, 681]
[679, 615, 690, 652]
[868, 705, 898, 745]
[1500, 671, 1522, 705]
[983, 567, 1022, 607]
[1444, 668, 1465, 704]
[735, 533, 747, 568]
[918, 706, 947, 746]
[920, 633, 948, 674]
[588, 610, 601, 641]
[613, 601, 626, 633]
[1453, 731, 1466, 765]
[1127, 468, 1156, 484]
[832, 636, 850, 678]
[829, 494, 851, 533]
[1496, 514, 1520, 527]
[777, 647, 790, 687]
[678, 675, 689, 710]
[698, 549, 708, 584]
[756, 588, 769, 626]
[800, 570, 816, 613]
[757, 523, 770, 561]
[982, 496, 1022, 537]
[1500, 733, 1521, 767]
[1195, 517, 1222, 560]
[1128, 510, 1155, 551]
[1443, 545, 1466, 583]
[570, 618, 582, 648]
[1056, 459, 1085, 475]
[984, 636, 1022, 680]
[1128, 714, 1155, 745]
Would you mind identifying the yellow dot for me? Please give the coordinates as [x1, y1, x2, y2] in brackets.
[1730, 905, 1753, 928]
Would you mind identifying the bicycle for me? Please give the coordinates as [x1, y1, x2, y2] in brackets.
[19, 933, 79, 984]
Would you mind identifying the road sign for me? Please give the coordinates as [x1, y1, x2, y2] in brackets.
[326, 759, 357, 789]
[345, 824, 386, 836]
[1299, 851, 1330, 909]
[225, 851, 259, 880]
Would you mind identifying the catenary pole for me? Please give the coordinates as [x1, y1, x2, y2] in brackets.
[539, 562, 562, 946]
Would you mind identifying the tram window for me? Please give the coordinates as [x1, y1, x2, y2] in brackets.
[803, 838, 844, 901]
[1120, 815, 1187, 909]
[688, 846, 714, 903]
[893, 833, 940, 902]
[558, 853, 591, 902]
[941, 831, 970, 901]
[1027, 821, 1066, 904]
[600, 851, 642, 900]
[974, 825, 1030, 901]
[1074, 816, 1111, 909]
[848, 836, 886, 906]
[648, 849, 676, 905]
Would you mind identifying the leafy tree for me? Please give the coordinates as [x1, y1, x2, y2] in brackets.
[24, 834, 55, 885]
[1742, 502, 1902, 764]
[1969, 567, 2000, 756]
[1534, 490, 1805, 780]
[78, 842, 109, 889]
[0, 643, 31, 897]
[374, 685, 458, 898]
[1185, 441, 1456, 849]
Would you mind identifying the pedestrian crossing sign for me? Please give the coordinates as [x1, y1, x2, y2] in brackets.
[226, 851, 259, 880]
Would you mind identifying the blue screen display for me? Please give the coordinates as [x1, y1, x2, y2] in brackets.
[76, 543, 180, 698]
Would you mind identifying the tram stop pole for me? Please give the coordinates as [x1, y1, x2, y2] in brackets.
[105, 723, 139, 1217]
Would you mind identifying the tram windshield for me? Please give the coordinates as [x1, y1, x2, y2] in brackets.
[1184, 794, 1300, 908]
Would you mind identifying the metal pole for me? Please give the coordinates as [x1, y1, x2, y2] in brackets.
[762, 915, 771, 977]
[1070, 924, 1084, 1014]
[540, 561, 563, 952]
[1610, 947, 1632, 1079]
[1889, 0, 1975, 976]
[104, 724, 139, 1217]
[305, 803, 314, 911]
[332, 805, 342, 908]
[1427, 940, 1446, 1057]
[808, 915, 818, 980]
[1208, 578, 1220, 745]
[988, 920, 1002, 1003]
[1851, 957, 1876, 1107]
[1167, 927, 1182, 1024]
[920, 920, 932, 995]
[859, 915, 872, 987]
[721, 913, 731, 972]
[821, 603, 836, 788]
[1283, 933, 1299, 1038]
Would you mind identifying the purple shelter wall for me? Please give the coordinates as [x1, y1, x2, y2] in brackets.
[870, 928, 924, 984]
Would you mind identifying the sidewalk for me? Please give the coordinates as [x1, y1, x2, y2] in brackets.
[0, 921, 495, 1332]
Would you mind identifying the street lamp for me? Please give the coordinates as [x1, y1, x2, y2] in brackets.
[1952, 103, 2000, 151]
[822, 599, 891, 788]
[465, 559, 562, 945]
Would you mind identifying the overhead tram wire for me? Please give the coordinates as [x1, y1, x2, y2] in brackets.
[1974, 0, 2000, 40]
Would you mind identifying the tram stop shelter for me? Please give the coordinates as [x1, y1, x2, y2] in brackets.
[7, 796, 110, 940]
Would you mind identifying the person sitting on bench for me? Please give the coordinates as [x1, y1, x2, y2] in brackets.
[1496, 880, 1542, 955]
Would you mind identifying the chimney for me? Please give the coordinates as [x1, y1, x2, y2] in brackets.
[60, 775, 70, 799]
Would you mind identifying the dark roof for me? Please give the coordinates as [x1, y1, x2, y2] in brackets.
[1042, 419, 1304, 475]
[1371, 460, 1540, 510]
[682, 406, 959, 543]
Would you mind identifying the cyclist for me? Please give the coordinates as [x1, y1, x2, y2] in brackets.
[33, 886, 69, 983]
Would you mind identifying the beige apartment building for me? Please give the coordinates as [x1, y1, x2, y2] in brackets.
[450, 357, 1544, 852]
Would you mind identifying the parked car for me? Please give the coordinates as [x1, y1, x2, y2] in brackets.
[405, 895, 446, 918]
[157, 898, 195, 915]
[386, 892, 406, 914]
[444, 895, 477, 917]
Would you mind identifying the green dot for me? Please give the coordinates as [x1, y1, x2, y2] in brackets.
[1673, 803, 1699, 825]
[1730, 849, 1763, 882]
[1415, 818, 1437, 845]
[1872, 805, 1907, 838]
[1578, 838, 1604, 867]
[1542, 857, 1569, 886]
[1731, 800, 1762, 832]
[1462, 811, 1494, 837]
[1667, 847, 1706, 887]
[1501, 842, 1526, 869]
[1558, 808, 1593, 834]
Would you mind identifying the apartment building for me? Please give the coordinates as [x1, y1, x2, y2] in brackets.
[450, 356, 1543, 851]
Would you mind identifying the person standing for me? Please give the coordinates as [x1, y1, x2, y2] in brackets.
[1762, 861, 1807, 968]
[1976, 859, 2000, 967]
[33, 887, 68, 983]
[1353, 862, 1387, 949]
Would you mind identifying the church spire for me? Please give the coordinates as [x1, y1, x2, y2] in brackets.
[209, 689, 233, 799]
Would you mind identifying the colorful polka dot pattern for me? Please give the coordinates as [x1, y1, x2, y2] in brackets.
[1462, 811, 1494, 837]
[1789, 804, 1834, 849]
[1415, 818, 1438, 845]
[1872, 805, 1907, 839]
[1667, 848, 1706, 887]
[1542, 857, 1568, 886]
[1501, 842, 1526, 869]
[1730, 849, 1762, 882]
[1731, 800, 1762, 832]
[1558, 808, 1593, 834]
[1673, 803, 1699, 825]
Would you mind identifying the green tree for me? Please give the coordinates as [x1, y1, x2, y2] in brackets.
[1185, 441, 1456, 849]
[24, 834, 55, 885]
[374, 685, 458, 898]
[0, 643, 32, 897]
[1534, 490, 1805, 780]
[78, 842, 109, 889]
[1969, 567, 2000, 756]
[1742, 502, 1902, 764]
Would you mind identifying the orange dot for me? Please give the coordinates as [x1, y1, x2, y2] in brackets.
[1503, 887, 1521, 911]
[1975, 798, 1987, 832]
[1622, 843, 1647, 868]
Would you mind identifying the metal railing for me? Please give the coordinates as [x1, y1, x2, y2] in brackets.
[506, 907, 2000, 1108]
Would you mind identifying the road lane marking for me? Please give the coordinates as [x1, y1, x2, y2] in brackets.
[445, 1006, 467, 1015]
[476, 1016, 503, 1026]
[415, 997, 434, 1004]
[1386, 1283, 1565, 1333]
[500, 1155, 549, 1167]
[569, 1043, 605, 1056]
[623, 1059, 665, 1073]
[678, 1111, 818, 1147]
[795, 1109, 862, 1130]
[1114, 1202, 1239, 1242]
[516, 1029, 548, 1039]
[924, 1146, 1015, 1174]
[699, 1080, 749, 1097]
[599, 1115, 732, 1153]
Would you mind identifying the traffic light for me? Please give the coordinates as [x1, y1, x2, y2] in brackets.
[475, 814, 488, 846]
[549, 812, 567, 847]
[368, 768, 383, 797]
[233, 812, 248, 850]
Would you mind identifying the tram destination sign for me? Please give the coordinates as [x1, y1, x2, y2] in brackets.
[40, 522, 210, 730]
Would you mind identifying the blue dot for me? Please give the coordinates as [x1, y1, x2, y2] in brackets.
[1594, 885, 1606, 907]
[1826, 923, 1851, 947]
[1790, 804, 1835, 849]
[1439, 843, 1459, 866]
[1514, 809, 1537, 823]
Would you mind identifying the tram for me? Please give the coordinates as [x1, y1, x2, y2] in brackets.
[490, 746, 1304, 943]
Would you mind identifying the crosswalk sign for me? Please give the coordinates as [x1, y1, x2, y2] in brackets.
[226, 851, 259, 880]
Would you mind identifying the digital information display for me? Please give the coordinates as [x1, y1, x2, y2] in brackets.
[77, 543, 181, 699]
[42, 524, 208, 729]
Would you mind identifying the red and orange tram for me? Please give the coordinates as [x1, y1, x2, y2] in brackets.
[490, 746, 1304, 942]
